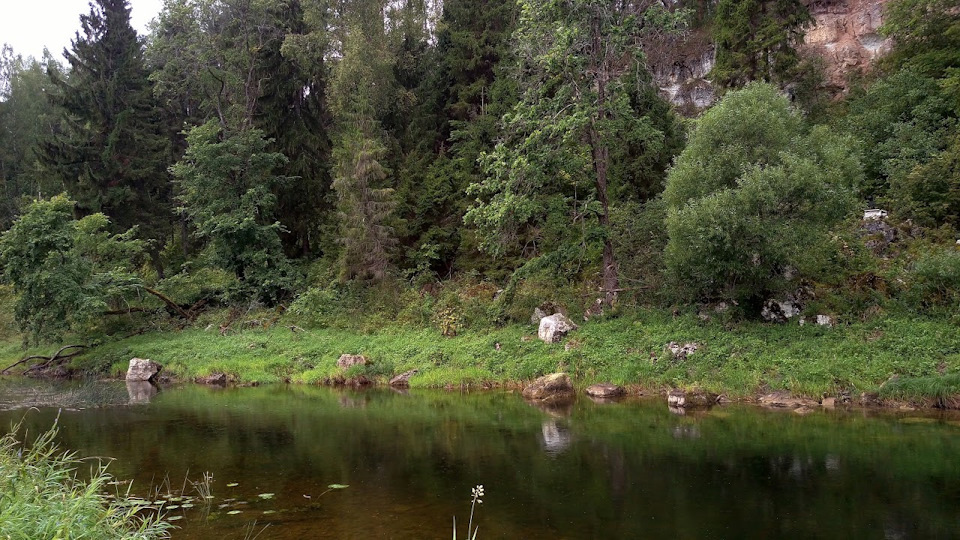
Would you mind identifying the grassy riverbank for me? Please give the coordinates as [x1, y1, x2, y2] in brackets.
[7, 308, 957, 401]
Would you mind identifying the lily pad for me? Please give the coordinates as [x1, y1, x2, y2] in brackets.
[258, 493, 275, 499]
[166, 505, 180, 510]
[227, 510, 242, 515]
[167, 515, 184, 521]
[227, 482, 239, 487]
[327, 484, 349, 489]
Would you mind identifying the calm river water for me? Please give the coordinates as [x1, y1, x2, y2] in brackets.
[2, 379, 960, 539]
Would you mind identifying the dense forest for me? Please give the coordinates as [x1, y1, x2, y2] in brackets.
[0, 0, 957, 345]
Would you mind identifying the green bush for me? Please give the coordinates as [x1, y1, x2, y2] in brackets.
[663, 83, 860, 308]
[902, 247, 960, 313]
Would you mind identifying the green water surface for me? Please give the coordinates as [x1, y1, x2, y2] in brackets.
[1, 379, 959, 539]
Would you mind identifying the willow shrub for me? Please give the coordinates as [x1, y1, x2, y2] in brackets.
[663, 83, 861, 308]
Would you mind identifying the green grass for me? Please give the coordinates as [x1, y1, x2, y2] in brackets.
[0, 418, 172, 539]
[5, 308, 954, 400]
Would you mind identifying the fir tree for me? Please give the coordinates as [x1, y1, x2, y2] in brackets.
[40, 0, 171, 274]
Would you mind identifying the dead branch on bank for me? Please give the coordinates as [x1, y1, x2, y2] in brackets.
[1, 344, 88, 375]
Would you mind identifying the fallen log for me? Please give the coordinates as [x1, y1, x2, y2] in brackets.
[1, 344, 87, 375]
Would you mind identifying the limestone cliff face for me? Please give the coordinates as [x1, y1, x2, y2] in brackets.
[801, 0, 892, 92]
[648, 0, 892, 114]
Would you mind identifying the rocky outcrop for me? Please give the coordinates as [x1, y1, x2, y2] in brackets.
[648, 0, 890, 114]
[585, 383, 625, 398]
[801, 0, 892, 94]
[523, 373, 576, 403]
[647, 30, 717, 114]
[337, 354, 368, 369]
[389, 369, 419, 388]
[126, 358, 161, 382]
[538, 314, 578, 343]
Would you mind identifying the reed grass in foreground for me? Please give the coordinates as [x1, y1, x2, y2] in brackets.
[0, 417, 172, 539]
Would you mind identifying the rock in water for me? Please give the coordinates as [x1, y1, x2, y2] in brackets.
[667, 389, 718, 409]
[389, 369, 419, 388]
[538, 314, 578, 343]
[585, 383, 625, 398]
[126, 358, 161, 382]
[337, 354, 368, 369]
[523, 373, 575, 403]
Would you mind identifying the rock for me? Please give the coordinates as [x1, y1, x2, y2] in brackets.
[337, 354, 368, 369]
[538, 314, 578, 343]
[816, 315, 834, 327]
[665, 341, 701, 360]
[523, 373, 576, 403]
[389, 369, 419, 388]
[126, 358, 161, 382]
[821, 397, 836, 408]
[585, 383, 624, 399]
[667, 389, 718, 409]
[761, 298, 803, 323]
[861, 215, 897, 253]
[758, 392, 819, 409]
[196, 373, 227, 385]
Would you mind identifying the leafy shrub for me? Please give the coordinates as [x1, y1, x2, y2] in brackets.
[902, 248, 960, 313]
[663, 83, 860, 308]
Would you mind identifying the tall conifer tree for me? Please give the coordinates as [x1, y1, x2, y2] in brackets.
[41, 0, 171, 274]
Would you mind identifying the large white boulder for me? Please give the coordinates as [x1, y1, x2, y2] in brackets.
[538, 313, 578, 343]
[126, 358, 161, 382]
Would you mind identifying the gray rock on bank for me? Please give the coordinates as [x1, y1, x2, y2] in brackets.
[538, 314, 578, 343]
[585, 383, 625, 398]
[337, 354, 368, 369]
[667, 389, 718, 409]
[389, 369, 419, 388]
[523, 373, 575, 403]
[126, 358, 161, 382]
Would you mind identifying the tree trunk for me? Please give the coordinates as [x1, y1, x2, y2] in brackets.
[589, 19, 620, 307]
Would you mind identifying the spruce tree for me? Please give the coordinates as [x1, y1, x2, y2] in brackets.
[40, 0, 171, 274]
[255, 0, 332, 258]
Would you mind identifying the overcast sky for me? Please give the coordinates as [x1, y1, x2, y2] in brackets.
[1, 0, 164, 62]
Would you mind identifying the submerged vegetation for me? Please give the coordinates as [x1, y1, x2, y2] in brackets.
[0, 419, 172, 539]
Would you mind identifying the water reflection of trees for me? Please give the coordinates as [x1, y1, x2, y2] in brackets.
[2, 386, 960, 538]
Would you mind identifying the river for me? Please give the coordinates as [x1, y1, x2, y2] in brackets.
[1, 378, 959, 539]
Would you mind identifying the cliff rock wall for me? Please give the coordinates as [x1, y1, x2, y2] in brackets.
[649, 0, 892, 114]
